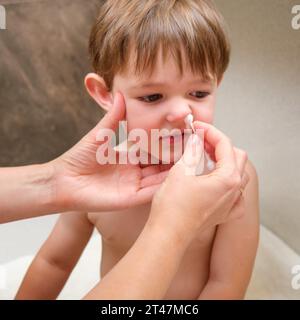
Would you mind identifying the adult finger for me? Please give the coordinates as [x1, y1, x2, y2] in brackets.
[233, 147, 248, 178]
[227, 194, 246, 221]
[89, 91, 126, 140]
[232, 171, 250, 204]
[179, 134, 204, 171]
[193, 121, 237, 177]
[140, 169, 169, 189]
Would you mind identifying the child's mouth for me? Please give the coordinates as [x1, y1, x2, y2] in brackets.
[159, 132, 184, 145]
[159, 130, 192, 145]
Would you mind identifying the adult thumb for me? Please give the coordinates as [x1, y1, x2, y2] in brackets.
[88, 91, 126, 141]
[179, 134, 204, 175]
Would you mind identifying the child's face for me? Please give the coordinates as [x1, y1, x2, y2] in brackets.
[108, 50, 219, 163]
[113, 52, 217, 128]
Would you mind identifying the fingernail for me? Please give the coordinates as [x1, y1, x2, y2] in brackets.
[192, 134, 200, 144]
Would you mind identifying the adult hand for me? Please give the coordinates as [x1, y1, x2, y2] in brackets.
[50, 92, 168, 212]
[149, 121, 249, 241]
[85, 122, 249, 300]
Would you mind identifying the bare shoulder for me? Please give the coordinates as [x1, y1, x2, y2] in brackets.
[236, 159, 260, 233]
[213, 158, 260, 236]
[200, 160, 260, 297]
[209, 158, 260, 257]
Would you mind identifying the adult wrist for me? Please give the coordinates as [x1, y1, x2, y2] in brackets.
[35, 161, 61, 214]
[44, 157, 78, 213]
[145, 210, 195, 252]
[0, 162, 61, 223]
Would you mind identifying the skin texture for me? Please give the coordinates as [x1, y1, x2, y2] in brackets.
[85, 49, 218, 163]
[16, 50, 259, 300]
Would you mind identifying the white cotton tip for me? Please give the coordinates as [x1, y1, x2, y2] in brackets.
[184, 114, 194, 126]
[184, 114, 195, 133]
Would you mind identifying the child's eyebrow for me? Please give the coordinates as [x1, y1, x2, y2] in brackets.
[131, 79, 211, 90]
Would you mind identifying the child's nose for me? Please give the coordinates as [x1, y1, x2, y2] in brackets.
[166, 102, 192, 123]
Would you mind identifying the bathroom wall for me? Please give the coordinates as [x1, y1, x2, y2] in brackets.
[214, 0, 300, 254]
[0, 0, 103, 166]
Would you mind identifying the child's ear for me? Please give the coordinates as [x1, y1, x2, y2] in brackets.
[84, 73, 113, 112]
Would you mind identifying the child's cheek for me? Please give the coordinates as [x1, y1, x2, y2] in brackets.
[125, 99, 158, 132]
[193, 100, 215, 124]
[124, 101, 154, 153]
[193, 109, 214, 124]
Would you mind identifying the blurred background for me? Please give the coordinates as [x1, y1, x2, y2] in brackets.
[0, 0, 299, 299]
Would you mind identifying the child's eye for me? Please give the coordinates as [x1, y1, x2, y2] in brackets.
[138, 94, 163, 103]
[190, 91, 210, 99]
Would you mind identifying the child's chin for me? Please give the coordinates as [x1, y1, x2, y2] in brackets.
[138, 139, 184, 165]
[148, 148, 183, 165]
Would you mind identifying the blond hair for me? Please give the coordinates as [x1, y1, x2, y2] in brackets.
[89, 0, 231, 91]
